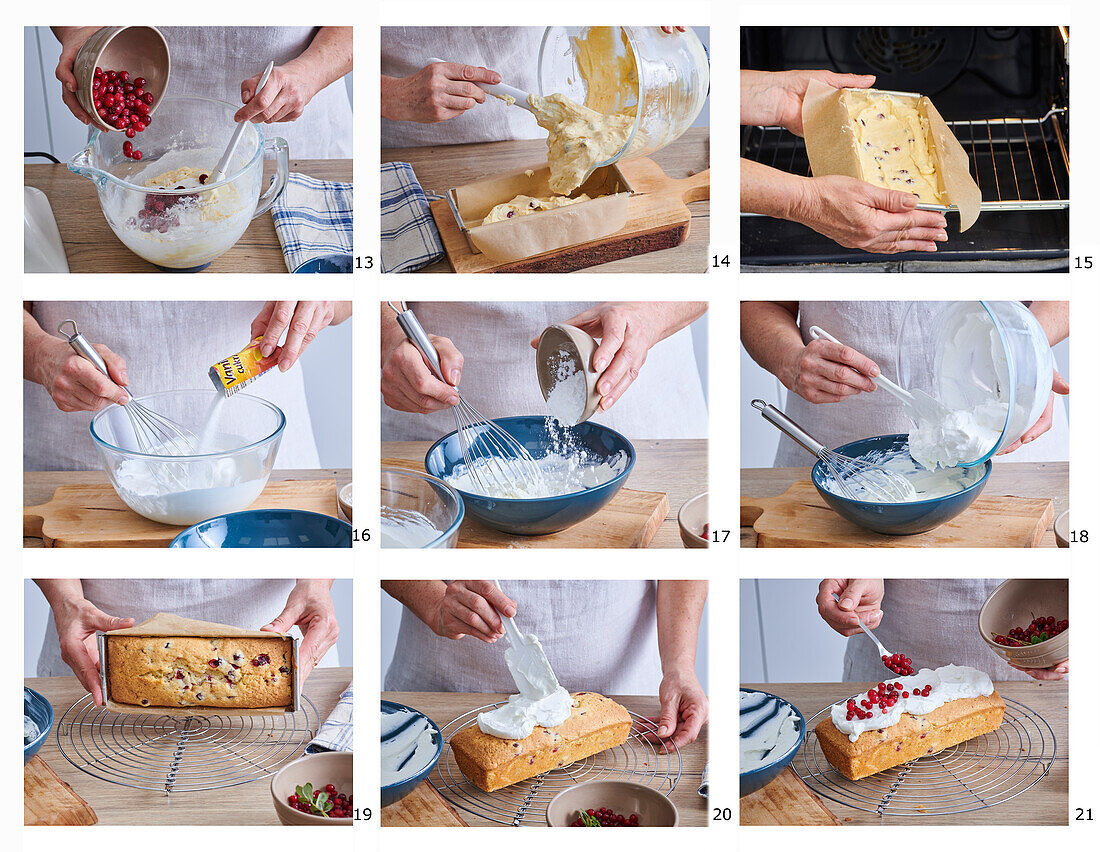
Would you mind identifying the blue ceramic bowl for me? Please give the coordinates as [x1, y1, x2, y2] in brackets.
[811, 434, 991, 536]
[170, 509, 353, 547]
[740, 689, 805, 798]
[424, 415, 636, 535]
[293, 254, 352, 273]
[24, 687, 53, 764]
[381, 700, 443, 807]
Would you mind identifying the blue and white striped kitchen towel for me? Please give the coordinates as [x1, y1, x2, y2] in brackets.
[381, 161, 444, 273]
[306, 681, 354, 753]
[272, 173, 353, 273]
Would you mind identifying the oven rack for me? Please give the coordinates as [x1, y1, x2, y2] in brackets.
[742, 107, 1068, 212]
[430, 704, 681, 826]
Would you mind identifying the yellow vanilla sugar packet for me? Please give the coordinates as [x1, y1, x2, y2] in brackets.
[209, 336, 279, 396]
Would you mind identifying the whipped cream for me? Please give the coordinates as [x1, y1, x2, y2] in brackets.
[380, 507, 440, 548]
[829, 664, 994, 742]
[908, 403, 1007, 471]
[381, 707, 439, 786]
[478, 632, 574, 739]
[24, 714, 41, 745]
[740, 690, 800, 771]
[445, 448, 626, 499]
[819, 445, 985, 504]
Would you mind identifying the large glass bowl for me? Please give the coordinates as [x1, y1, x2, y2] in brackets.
[538, 26, 709, 169]
[68, 96, 289, 271]
[380, 468, 463, 548]
[90, 389, 285, 526]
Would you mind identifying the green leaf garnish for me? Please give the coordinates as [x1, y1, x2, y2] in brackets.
[579, 811, 601, 826]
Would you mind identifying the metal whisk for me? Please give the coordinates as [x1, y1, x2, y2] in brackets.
[58, 320, 199, 456]
[388, 302, 546, 496]
[752, 400, 917, 502]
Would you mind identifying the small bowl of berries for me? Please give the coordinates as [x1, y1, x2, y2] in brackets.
[72, 27, 169, 137]
[979, 578, 1069, 671]
[270, 751, 353, 826]
[545, 780, 677, 827]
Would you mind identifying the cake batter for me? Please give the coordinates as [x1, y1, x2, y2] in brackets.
[482, 193, 592, 224]
[528, 93, 634, 195]
[848, 93, 944, 204]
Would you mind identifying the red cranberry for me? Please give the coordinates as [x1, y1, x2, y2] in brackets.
[132, 150, 142, 160]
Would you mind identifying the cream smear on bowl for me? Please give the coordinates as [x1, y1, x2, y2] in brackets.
[740, 690, 800, 771]
[381, 707, 438, 786]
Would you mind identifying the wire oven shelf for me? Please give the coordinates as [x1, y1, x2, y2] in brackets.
[742, 108, 1068, 212]
[55, 694, 319, 794]
[430, 704, 681, 826]
[796, 695, 1055, 817]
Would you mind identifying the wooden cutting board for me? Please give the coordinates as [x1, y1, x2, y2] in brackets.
[24, 479, 339, 547]
[742, 481, 1053, 547]
[431, 158, 709, 273]
[24, 756, 98, 826]
[741, 768, 839, 825]
[383, 458, 668, 548]
[382, 782, 467, 827]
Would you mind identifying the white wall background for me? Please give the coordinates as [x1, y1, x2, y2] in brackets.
[740, 579, 849, 683]
[24, 578, 354, 677]
[380, 581, 709, 692]
[300, 316, 353, 468]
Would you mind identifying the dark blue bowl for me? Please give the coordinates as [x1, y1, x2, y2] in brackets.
[24, 687, 53, 764]
[740, 689, 805, 798]
[293, 254, 352, 273]
[170, 510, 353, 547]
[424, 415, 636, 535]
[381, 700, 443, 807]
[811, 434, 992, 536]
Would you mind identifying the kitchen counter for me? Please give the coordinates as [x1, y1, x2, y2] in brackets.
[24, 668, 351, 825]
[382, 691, 708, 827]
[24, 159, 352, 273]
[741, 680, 1068, 826]
[381, 127, 709, 273]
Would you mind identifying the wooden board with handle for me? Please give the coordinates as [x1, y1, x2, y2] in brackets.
[24, 479, 339, 547]
[25, 756, 98, 826]
[431, 158, 709, 273]
[382, 782, 467, 827]
[741, 768, 840, 825]
[742, 481, 1053, 548]
[383, 458, 668, 548]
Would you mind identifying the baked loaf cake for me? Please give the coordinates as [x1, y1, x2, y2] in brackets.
[816, 691, 1005, 780]
[106, 635, 294, 709]
[449, 692, 632, 792]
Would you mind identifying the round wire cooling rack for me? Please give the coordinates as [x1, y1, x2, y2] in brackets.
[56, 694, 319, 794]
[797, 695, 1056, 817]
[431, 703, 681, 826]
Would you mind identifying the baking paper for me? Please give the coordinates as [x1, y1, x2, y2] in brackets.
[802, 80, 982, 232]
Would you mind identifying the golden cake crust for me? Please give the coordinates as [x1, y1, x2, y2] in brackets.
[815, 691, 1005, 780]
[106, 635, 294, 709]
[449, 692, 633, 792]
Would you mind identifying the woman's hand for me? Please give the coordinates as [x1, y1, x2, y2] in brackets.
[381, 62, 499, 123]
[250, 301, 351, 372]
[426, 581, 517, 644]
[262, 580, 339, 683]
[380, 309, 463, 414]
[780, 334, 879, 404]
[660, 27, 687, 34]
[54, 599, 135, 705]
[817, 579, 885, 636]
[1008, 658, 1068, 681]
[998, 369, 1069, 455]
[741, 69, 875, 135]
[26, 324, 130, 412]
[647, 665, 708, 753]
[236, 61, 321, 124]
[51, 27, 101, 125]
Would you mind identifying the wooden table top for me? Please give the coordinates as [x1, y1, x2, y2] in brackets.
[381, 127, 710, 273]
[383, 691, 708, 827]
[743, 680, 1068, 826]
[741, 461, 1068, 547]
[25, 159, 352, 273]
[23, 468, 351, 548]
[382, 439, 706, 548]
[25, 668, 351, 826]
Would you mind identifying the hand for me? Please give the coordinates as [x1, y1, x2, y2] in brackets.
[52, 27, 101, 125]
[251, 301, 350, 372]
[1008, 658, 1068, 681]
[817, 579, 885, 636]
[262, 580, 339, 683]
[781, 336, 879, 404]
[28, 331, 130, 412]
[426, 581, 517, 643]
[741, 69, 875, 136]
[381, 324, 464, 414]
[236, 61, 320, 124]
[998, 369, 1069, 454]
[381, 62, 499, 123]
[796, 174, 948, 253]
[53, 600, 135, 705]
[646, 665, 708, 753]
[661, 26, 687, 33]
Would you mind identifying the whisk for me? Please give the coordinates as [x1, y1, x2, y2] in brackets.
[752, 400, 917, 502]
[387, 302, 546, 496]
[58, 320, 199, 456]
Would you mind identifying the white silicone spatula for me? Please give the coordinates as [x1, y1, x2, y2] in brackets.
[492, 580, 561, 699]
[210, 61, 274, 184]
[427, 56, 534, 114]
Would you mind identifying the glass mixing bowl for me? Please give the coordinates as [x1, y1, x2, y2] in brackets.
[90, 389, 285, 526]
[68, 96, 289, 271]
[896, 301, 1054, 467]
[537, 26, 709, 169]
[380, 468, 463, 548]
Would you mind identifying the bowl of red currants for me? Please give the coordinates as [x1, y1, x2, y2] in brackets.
[73, 27, 169, 136]
[978, 578, 1069, 670]
[546, 780, 677, 827]
[270, 751, 354, 826]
